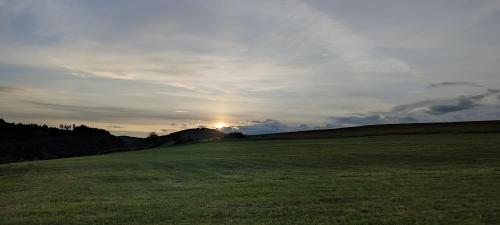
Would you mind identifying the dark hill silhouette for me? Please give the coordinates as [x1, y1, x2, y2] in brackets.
[161, 127, 226, 144]
[119, 128, 228, 148]
[119, 128, 242, 149]
[0, 119, 127, 163]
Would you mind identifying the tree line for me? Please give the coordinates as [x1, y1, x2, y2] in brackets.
[0, 119, 127, 163]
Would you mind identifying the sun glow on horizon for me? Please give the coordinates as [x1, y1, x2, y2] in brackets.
[214, 122, 227, 129]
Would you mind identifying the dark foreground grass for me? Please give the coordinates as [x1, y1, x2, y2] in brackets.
[1, 133, 500, 225]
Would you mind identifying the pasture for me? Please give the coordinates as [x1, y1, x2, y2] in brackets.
[1, 133, 499, 225]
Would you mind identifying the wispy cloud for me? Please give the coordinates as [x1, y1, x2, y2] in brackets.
[326, 88, 500, 128]
[0, 0, 415, 92]
[23, 100, 214, 122]
[430, 82, 484, 88]
[0, 85, 21, 93]
[427, 89, 499, 115]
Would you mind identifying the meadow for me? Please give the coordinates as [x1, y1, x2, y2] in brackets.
[1, 133, 499, 225]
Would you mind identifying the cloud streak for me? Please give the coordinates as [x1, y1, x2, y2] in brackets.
[430, 82, 484, 88]
[23, 100, 216, 122]
[0, 85, 21, 93]
[427, 89, 500, 115]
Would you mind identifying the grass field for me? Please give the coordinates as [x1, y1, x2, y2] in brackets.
[1, 133, 500, 225]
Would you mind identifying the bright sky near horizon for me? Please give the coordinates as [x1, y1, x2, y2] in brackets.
[1, 0, 500, 137]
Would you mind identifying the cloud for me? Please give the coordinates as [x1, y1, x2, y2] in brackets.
[426, 97, 476, 115]
[326, 115, 418, 128]
[0, 85, 21, 93]
[22, 100, 214, 122]
[426, 89, 500, 115]
[221, 119, 287, 135]
[0, 0, 415, 95]
[430, 82, 484, 88]
[236, 0, 415, 75]
[327, 89, 500, 128]
[221, 119, 312, 135]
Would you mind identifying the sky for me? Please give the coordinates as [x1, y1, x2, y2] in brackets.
[1, 0, 500, 137]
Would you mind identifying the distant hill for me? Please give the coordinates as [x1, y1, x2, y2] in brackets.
[250, 120, 500, 140]
[118, 135, 153, 149]
[118, 135, 143, 146]
[119, 128, 231, 148]
[160, 127, 226, 144]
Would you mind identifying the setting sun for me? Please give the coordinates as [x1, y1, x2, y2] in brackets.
[214, 122, 227, 129]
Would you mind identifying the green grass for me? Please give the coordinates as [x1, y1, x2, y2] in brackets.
[1, 133, 500, 225]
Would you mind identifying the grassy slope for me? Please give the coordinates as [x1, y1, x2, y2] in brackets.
[1, 133, 500, 225]
[249, 120, 500, 140]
